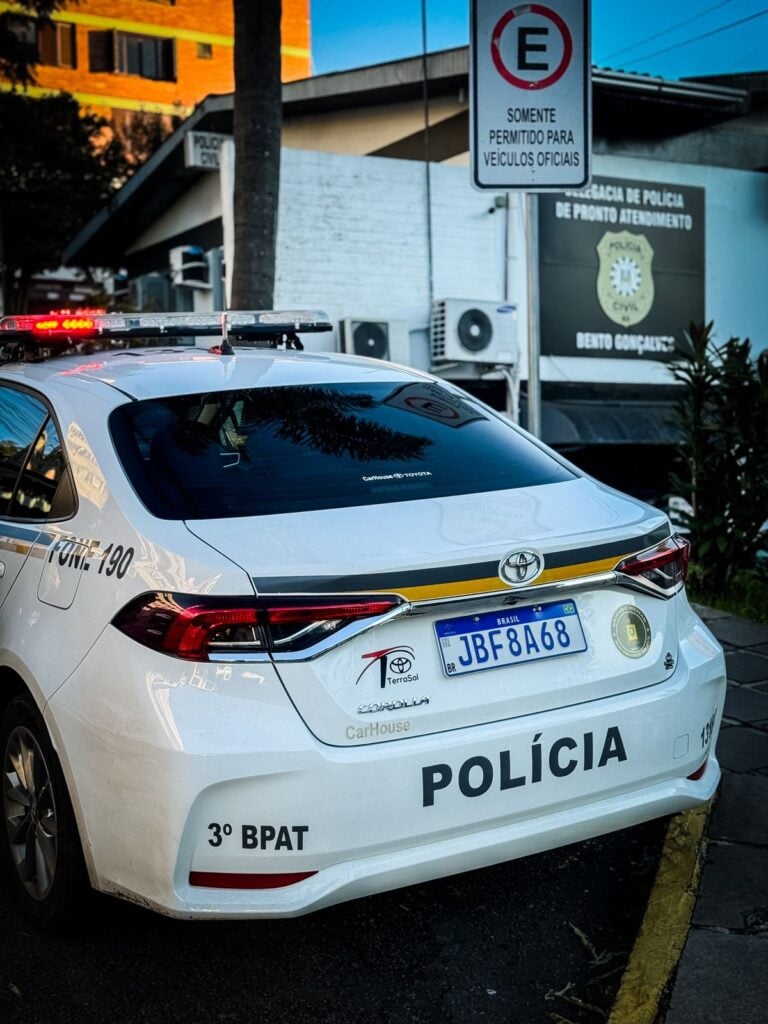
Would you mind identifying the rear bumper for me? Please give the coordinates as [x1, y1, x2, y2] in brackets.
[172, 757, 719, 919]
[47, 613, 725, 919]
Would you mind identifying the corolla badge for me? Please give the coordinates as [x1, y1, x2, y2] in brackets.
[499, 549, 543, 587]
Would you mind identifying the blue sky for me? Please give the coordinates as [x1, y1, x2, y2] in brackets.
[311, 0, 768, 79]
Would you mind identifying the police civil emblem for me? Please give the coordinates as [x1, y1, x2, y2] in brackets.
[611, 605, 652, 659]
[596, 231, 655, 327]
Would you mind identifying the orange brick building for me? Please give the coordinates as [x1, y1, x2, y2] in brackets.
[0, 0, 311, 120]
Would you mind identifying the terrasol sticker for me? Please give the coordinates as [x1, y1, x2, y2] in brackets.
[356, 646, 420, 689]
[611, 605, 651, 658]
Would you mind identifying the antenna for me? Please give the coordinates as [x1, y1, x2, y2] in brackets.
[219, 312, 235, 355]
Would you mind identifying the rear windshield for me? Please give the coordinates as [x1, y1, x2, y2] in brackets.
[109, 380, 574, 519]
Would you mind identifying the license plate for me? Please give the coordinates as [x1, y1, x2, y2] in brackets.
[434, 600, 587, 677]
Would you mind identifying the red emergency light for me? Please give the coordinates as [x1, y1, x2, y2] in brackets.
[0, 309, 333, 362]
[34, 316, 96, 334]
[2, 315, 97, 336]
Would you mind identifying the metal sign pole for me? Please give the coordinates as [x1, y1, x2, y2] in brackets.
[470, 0, 591, 439]
[525, 192, 541, 438]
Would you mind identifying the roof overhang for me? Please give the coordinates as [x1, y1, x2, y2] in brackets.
[63, 47, 750, 268]
[63, 94, 235, 269]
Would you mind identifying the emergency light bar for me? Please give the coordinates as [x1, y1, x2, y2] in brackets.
[0, 310, 332, 342]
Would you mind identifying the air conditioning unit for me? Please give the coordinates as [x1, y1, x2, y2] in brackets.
[430, 299, 519, 366]
[169, 245, 210, 289]
[129, 273, 170, 312]
[111, 270, 129, 303]
[340, 319, 410, 364]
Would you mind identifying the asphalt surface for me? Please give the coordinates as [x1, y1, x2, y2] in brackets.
[0, 819, 664, 1024]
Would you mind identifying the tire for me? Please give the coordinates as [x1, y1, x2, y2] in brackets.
[0, 694, 90, 928]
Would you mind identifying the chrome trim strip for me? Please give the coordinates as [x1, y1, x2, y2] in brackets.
[205, 570, 679, 664]
[272, 621, 328, 648]
[270, 603, 412, 662]
[208, 603, 411, 664]
[208, 652, 272, 663]
[207, 640, 266, 650]
[614, 573, 682, 600]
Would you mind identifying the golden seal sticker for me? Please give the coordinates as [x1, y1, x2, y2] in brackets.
[611, 605, 651, 659]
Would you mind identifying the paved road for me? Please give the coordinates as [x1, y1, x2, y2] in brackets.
[0, 820, 663, 1024]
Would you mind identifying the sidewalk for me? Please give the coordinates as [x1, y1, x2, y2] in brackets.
[664, 606, 768, 1024]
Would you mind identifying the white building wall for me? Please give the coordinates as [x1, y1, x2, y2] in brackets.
[130, 145, 768, 378]
[272, 149, 768, 376]
[273, 149, 517, 363]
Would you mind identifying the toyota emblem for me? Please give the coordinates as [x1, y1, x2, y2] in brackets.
[499, 549, 543, 587]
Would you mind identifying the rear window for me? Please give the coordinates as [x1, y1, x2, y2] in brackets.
[109, 380, 574, 519]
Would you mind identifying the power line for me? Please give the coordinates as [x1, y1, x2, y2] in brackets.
[729, 37, 767, 70]
[599, 0, 733, 63]
[620, 8, 768, 67]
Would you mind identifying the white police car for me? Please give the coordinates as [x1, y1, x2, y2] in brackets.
[0, 310, 724, 926]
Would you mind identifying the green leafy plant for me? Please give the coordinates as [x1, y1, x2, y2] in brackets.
[0, 1, 60, 87]
[1, 2, 177, 313]
[670, 321, 768, 598]
[0, 92, 130, 312]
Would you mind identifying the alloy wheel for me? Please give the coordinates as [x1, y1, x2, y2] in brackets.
[3, 725, 58, 901]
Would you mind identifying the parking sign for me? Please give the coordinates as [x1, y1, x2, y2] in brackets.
[471, 0, 591, 190]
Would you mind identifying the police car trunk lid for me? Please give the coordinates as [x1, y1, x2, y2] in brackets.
[185, 479, 677, 746]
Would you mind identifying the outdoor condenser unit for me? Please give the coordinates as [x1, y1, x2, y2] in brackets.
[430, 299, 519, 366]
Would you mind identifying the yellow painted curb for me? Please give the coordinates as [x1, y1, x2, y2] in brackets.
[607, 801, 711, 1024]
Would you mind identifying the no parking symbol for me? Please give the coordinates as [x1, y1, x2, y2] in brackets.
[471, 0, 591, 189]
[491, 4, 573, 90]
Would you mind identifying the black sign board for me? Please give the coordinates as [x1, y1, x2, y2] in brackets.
[538, 177, 705, 360]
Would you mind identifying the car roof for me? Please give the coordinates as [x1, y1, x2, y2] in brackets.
[0, 346, 429, 401]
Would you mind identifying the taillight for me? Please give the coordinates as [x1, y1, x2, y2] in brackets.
[113, 593, 264, 660]
[163, 603, 262, 659]
[615, 535, 690, 595]
[264, 597, 402, 652]
[112, 592, 403, 660]
[189, 871, 317, 889]
[687, 760, 708, 782]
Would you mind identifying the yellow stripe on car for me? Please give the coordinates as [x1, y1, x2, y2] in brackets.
[387, 554, 623, 603]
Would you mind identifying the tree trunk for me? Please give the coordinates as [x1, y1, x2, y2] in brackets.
[230, 0, 282, 310]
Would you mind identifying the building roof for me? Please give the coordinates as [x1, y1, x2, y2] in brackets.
[64, 46, 751, 268]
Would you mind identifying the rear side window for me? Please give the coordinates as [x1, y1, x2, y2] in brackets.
[109, 380, 574, 519]
[0, 387, 71, 520]
[0, 388, 48, 516]
[11, 417, 67, 519]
